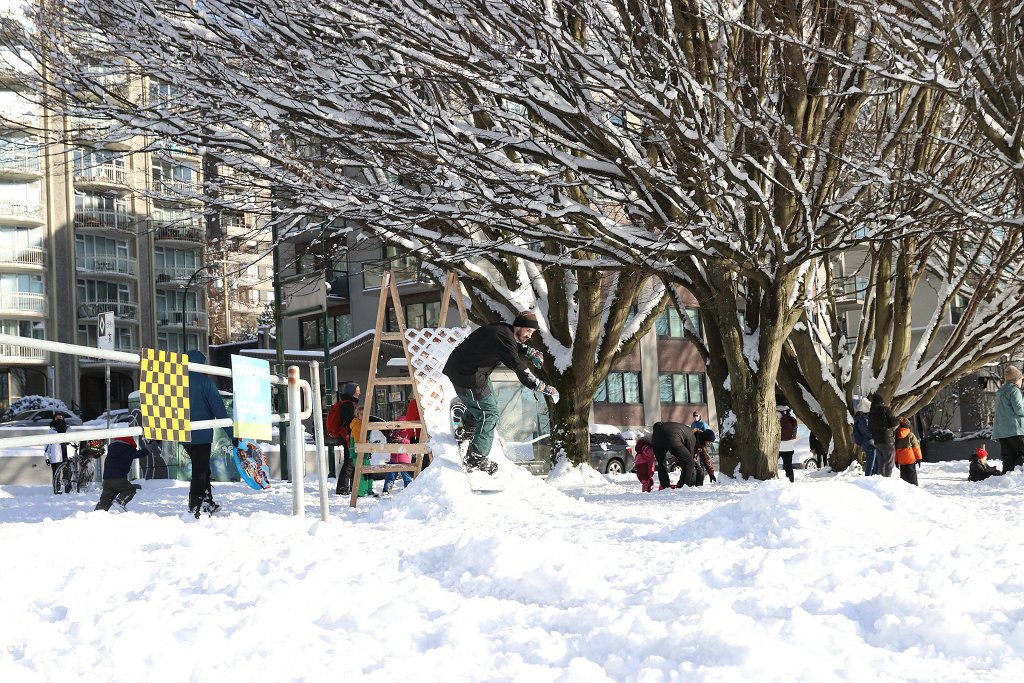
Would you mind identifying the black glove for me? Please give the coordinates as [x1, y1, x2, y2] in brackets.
[709, 473, 717, 483]
[916, 461, 921, 468]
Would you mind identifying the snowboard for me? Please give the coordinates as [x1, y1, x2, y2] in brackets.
[233, 438, 271, 491]
[450, 398, 504, 493]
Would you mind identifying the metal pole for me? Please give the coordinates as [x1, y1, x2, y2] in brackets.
[272, 219, 288, 480]
[320, 228, 335, 477]
[104, 361, 111, 483]
[309, 361, 329, 521]
[287, 365, 304, 517]
[183, 266, 205, 351]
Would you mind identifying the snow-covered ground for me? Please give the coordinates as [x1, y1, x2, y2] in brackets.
[1, 450, 1022, 682]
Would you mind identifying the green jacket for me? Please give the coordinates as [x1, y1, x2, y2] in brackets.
[992, 382, 1024, 439]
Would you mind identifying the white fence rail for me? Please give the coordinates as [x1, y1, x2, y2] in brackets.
[0, 332, 327, 519]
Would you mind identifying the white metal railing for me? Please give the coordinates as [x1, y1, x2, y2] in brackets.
[156, 310, 209, 328]
[0, 245, 45, 266]
[0, 291, 46, 314]
[152, 223, 204, 243]
[0, 202, 43, 220]
[0, 332, 325, 519]
[0, 341, 47, 360]
[76, 300, 137, 321]
[154, 264, 200, 283]
[0, 153, 40, 174]
[76, 255, 137, 276]
[74, 165, 127, 185]
[156, 178, 202, 196]
[74, 210, 135, 234]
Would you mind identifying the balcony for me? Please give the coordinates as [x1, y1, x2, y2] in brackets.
[74, 210, 136, 237]
[0, 292, 46, 315]
[832, 276, 868, 305]
[156, 310, 209, 329]
[76, 300, 138, 322]
[154, 264, 201, 285]
[152, 222, 205, 245]
[0, 202, 43, 224]
[74, 165, 128, 189]
[75, 254, 138, 278]
[362, 261, 429, 290]
[0, 245, 45, 268]
[79, 341, 139, 365]
[0, 151, 41, 177]
[0, 342, 47, 363]
[155, 178, 203, 201]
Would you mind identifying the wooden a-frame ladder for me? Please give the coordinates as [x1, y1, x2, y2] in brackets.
[348, 271, 465, 508]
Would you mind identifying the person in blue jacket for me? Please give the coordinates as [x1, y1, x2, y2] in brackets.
[94, 436, 146, 512]
[853, 397, 877, 476]
[185, 349, 234, 517]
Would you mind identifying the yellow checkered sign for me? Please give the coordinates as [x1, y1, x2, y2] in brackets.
[139, 348, 191, 442]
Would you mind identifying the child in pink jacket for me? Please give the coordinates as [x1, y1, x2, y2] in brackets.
[382, 429, 413, 494]
[634, 436, 655, 492]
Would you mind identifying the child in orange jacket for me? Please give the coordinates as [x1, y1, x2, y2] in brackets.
[894, 416, 923, 486]
[634, 436, 655, 492]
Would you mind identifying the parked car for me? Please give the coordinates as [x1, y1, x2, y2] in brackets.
[0, 409, 83, 428]
[506, 431, 635, 475]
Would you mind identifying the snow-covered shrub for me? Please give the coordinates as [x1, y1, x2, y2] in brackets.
[926, 427, 955, 442]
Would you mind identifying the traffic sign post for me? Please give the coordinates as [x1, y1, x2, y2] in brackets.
[98, 311, 115, 471]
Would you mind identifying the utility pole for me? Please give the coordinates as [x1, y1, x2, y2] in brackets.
[272, 214, 288, 480]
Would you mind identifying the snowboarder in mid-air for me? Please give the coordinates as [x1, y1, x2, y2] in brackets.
[443, 310, 559, 474]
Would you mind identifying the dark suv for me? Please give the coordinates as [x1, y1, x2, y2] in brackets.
[507, 432, 634, 475]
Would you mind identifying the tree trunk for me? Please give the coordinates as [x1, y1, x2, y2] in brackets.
[545, 387, 592, 467]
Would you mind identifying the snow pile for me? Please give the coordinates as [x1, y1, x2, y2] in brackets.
[2, 460, 1024, 681]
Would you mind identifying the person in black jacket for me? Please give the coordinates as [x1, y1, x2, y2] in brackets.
[49, 412, 69, 463]
[443, 310, 558, 473]
[868, 393, 898, 477]
[650, 421, 697, 490]
[94, 436, 146, 512]
[330, 382, 360, 496]
[968, 445, 1000, 482]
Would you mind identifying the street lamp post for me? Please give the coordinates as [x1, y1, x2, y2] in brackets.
[182, 265, 210, 352]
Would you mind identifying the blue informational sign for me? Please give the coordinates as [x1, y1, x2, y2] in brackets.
[230, 355, 272, 441]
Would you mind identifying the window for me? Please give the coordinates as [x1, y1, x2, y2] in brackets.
[156, 331, 200, 354]
[386, 301, 440, 332]
[0, 226, 43, 250]
[74, 191, 127, 214]
[0, 272, 44, 294]
[656, 307, 701, 339]
[0, 319, 44, 338]
[78, 279, 131, 303]
[951, 294, 968, 324]
[301, 319, 320, 347]
[154, 246, 199, 272]
[659, 372, 706, 404]
[148, 79, 181, 105]
[594, 372, 642, 404]
[73, 148, 126, 181]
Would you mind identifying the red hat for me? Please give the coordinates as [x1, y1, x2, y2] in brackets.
[114, 436, 136, 446]
[976, 445, 988, 458]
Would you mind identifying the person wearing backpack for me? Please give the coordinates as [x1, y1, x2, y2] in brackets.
[777, 406, 799, 483]
[853, 397, 877, 476]
[327, 382, 361, 495]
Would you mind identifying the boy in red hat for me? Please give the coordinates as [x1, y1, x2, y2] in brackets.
[969, 444, 1000, 482]
[94, 436, 147, 512]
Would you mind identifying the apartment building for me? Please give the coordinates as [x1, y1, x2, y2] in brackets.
[0, 48, 273, 417]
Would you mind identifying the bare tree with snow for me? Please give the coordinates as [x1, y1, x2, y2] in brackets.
[9, 0, 1018, 479]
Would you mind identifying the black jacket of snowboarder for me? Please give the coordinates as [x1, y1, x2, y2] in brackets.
[443, 322, 540, 399]
[868, 399, 898, 444]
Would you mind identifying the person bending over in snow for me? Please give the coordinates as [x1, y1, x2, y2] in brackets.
[633, 435, 656, 492]
[968, 444, 1001, 482]
[650, 421, 697, 490]
[443, 309, 558, 475]
[94, 436, 147, 512]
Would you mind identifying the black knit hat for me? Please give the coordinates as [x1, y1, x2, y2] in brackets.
[512, 310, 539, 329]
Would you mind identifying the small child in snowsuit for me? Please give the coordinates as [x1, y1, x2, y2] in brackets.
[969, 444, 1001, 482]
[95, 436, 146, 511]
[693, 428, 718, 486]
[894, 416, 923, 486]
[382, 432, 413, 494]
[634, 436, 655, 492]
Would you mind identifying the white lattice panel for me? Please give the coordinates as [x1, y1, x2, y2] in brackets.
[404, 326, 471, 438]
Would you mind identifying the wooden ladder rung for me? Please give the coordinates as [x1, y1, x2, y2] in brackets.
[379, 332, 405, 341]
[354, 442, 432, 454]
[360, 463, 421, 475]
[371, 420, 425, 430]
[373, 377, 414, 385]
